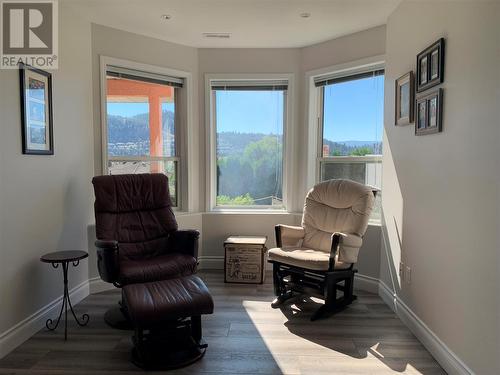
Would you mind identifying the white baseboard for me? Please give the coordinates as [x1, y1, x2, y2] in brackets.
[198, 255, 224, 270]
[378, 280, 397, 311]
[0, 280, 89, 359]
[89, 276, 115, 294]
[354, 273, 379, 293]
[378, 281, 473, 375]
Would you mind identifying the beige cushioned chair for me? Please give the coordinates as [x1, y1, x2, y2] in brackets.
[268, 179, 376, 320]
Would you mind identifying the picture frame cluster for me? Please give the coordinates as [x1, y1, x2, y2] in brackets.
[395, 37, 445, 136]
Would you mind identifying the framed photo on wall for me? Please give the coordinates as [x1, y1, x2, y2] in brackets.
[416, 38, 445, 93]
[415, 88, 443, 135]
[395, 71, 415, 125]
[19, 63, 54, 155]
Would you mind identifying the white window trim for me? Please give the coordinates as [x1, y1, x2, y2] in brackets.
[99, 56, 195, 211]
[205, 73, 295, 213]
[304, 55, 385, 192]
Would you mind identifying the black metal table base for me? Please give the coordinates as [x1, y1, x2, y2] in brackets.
[45, 260, 89, 340]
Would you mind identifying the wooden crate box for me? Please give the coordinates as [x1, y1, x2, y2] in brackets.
[224, 236, 267, 284]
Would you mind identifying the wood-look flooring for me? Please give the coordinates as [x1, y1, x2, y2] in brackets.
[0, 271, 445, 374]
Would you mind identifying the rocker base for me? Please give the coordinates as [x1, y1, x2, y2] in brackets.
[270, 261, 359, 321]
[310, 295, 357, 321]
[131, 327, 207, 371]
[271, 291, 296, 308]
[104, 306, 133, 330]
[131, 344, 206, 371]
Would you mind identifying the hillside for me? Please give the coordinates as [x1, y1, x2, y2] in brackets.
[107, 111, 382, 158]
[107, 110, 175, 156]
[323, 138, 382, 156]
[217, 132, 381, 157]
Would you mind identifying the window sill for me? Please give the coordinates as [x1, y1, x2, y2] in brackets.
[174, 211, 201, 216]
[368, 220, 382, 227]
[206, 208, 291, 215]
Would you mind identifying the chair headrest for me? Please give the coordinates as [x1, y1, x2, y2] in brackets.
[306, 179, 374, 210]
[92, 173, 172, 213]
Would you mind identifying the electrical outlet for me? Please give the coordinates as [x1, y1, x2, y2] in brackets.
[405, 266, 411, 284]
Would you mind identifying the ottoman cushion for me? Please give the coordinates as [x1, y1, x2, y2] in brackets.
[123, 275, 214, 327]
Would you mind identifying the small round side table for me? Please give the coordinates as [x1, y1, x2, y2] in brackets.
[40, 250, 90, 340]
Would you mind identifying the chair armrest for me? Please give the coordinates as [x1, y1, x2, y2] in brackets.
[330, 232, 363, 265]
[167, 230, 200, 258]
[95, 240, 119, 284]
[275, 224, 305, 247]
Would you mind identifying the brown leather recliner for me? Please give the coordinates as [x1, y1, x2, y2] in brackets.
[92, 173, 199, 328]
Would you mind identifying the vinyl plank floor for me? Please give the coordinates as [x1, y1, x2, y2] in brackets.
[0, 271, 445, 374]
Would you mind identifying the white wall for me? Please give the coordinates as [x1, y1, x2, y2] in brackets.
[301, 25, 386, 73]
[0, 2, 94, 353]
[381, 2, 500, 374]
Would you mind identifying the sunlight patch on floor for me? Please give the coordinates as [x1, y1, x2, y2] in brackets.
[242, 299, 353, 355]
[240, 299, 428, 374]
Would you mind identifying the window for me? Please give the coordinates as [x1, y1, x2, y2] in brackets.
[315, 68, 384, 221]
[103, 65, 183, 206]
[210, 80, 287, 208]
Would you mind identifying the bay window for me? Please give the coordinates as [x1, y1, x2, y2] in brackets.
[103, 65, 183, 206]
[209, 79, 288, 209]
[315, 68, 384, 221]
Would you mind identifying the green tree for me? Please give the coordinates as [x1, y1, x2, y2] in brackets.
[216, 194, 255, 205]
[350, 146, 373, 156]
[216, 135, 283, 205]
[243, 136, 282, 203]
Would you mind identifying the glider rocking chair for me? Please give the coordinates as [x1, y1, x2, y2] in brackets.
[268, 179, 377, 321]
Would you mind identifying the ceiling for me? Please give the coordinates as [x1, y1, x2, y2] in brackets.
[63, 0, 401, 48]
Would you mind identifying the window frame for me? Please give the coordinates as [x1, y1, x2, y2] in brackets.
[205, 73, 294, 212]
[99, 56, 194, 211]
[305, 56, 385, 223]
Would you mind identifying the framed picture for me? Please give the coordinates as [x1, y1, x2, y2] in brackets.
[415, 88, 443, 135]
[19, 63, 54, 155]
[395, 71, 415, 125]
[416, 38, 445, 92]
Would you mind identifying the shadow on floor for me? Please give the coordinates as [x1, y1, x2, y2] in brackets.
[279, 294, 445, 374]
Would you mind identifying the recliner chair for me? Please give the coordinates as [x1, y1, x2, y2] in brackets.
[268, 179, 377, 320]
[92, 173, 200, 328]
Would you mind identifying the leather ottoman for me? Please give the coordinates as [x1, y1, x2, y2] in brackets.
[122, 275, 214, 370]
